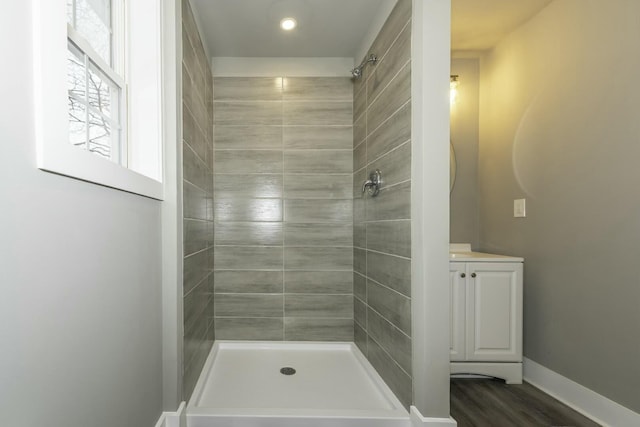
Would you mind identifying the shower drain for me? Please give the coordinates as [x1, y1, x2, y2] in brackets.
[280, 367, 296, 375]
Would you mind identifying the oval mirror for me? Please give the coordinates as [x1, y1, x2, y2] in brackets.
[450, 141, 457, 193]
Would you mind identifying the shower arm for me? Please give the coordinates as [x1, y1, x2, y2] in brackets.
[351, 54, 378, 79]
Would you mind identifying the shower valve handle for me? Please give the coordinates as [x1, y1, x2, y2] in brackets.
[362, 170, 382, 197]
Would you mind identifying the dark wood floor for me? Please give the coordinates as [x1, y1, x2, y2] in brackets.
[450, 379, 601, 427]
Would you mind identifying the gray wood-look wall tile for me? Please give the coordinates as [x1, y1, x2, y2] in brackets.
[367, 308, 411, 375]
[184, 250, 210, 295]
[367, 280, 411, 335]
[354, 322, 367, 355]
[214, 294, 283, 317]
[354, 115, 366, 148]
[353, 168, 366, 198]
[214, 101, 282, 125]
[183, 182, 208, 220]
[366, 220, 411, 259]
[283, 102, 352, 126]
[368, 142, 411, 186]
[215, 318, 284, 340]
[214, 198, 282, 222]
[285, 295, 353, 318]
[215, 125, 283, 149]
[213, 77, 283, 101]
[183, 144, 211, 192]
[284, 223, 353, 247]
[354, 248, 366, 276]
[367, 64, 411, 134]
[353, 86, 367, 123]
[215, 222, 283, 246]
[354, 273, 367, 300]
[354, 141, 366, 172]
[283, 77, 352, 101]
[214, 246, 283, 270]
[284, 247, 353, 271]
[367, 23, 411, 106]
[367, 102, 411, 161]
[284, 271, 353, 294]
[283, 126, 352, 150]
[284, 318, 353, 341]
[283, 175, 352, 200]
[368, 0, 411, 68]
[354, 297, 367, 328]
[215, 150, 282, 174]
[354, 223, 366, 249]
[214, 174, 283, 199]
[214, 271, 284, 294]
[367, 337, 412, 409]
[366, 181, 411, 221]
[184, 219, 213, 256]
[284, 199, 352, 223]
[183, 106, 208, 161]
[184, 280, 210, 335]
[284, 150, 351, 174]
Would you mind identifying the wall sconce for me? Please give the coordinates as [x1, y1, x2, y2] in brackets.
[450, 75, 459, 105]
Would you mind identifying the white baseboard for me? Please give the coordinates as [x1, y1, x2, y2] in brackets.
[524, 358, 640, 427]
[154, 402, 186, 427]
[410, 406, 457, 426]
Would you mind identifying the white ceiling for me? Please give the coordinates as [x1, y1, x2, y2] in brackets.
[189, 0, 554, 59]
[451, 0, 553, 51]
[190, 0, 393, 58]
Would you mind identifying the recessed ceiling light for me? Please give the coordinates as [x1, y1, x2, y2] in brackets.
[280, 17, 297, 31]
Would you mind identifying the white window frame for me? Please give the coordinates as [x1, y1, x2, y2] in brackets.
[33, 0, 164, 200]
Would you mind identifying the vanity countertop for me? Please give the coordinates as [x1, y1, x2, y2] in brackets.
[449, 243, 523, 262]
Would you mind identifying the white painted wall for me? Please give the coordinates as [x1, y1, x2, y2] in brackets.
[478, 0, 640, 414]
[411, 0, 451, 418]
[0, 2, 164, 426]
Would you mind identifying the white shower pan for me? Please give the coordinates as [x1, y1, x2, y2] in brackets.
[187, 341, 410, 427]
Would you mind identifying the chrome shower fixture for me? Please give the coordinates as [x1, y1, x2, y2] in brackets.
[350, 54, 378, 80]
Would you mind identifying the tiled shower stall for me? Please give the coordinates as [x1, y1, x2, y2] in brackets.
[181, 0, 413, 409]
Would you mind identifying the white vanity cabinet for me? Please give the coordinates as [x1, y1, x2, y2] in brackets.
[449, 249, 523, 384]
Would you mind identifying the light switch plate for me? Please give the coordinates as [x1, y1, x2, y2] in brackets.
[514, 199, 526, 218]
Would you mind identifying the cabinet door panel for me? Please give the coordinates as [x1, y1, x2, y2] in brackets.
[449, 263, 466, 361]
[467, 263, 522, 361]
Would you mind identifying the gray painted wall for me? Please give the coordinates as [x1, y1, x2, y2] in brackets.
[0, 3, 163, 426]
[450, 58, 480, 248]
[212, 76, 354, 341]
[353, 0, 413, 409]
[182, 0, 215, 400]
[478, 0, 640, 413]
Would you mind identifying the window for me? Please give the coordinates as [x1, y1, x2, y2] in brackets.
[33, 0, 164, 200]
[66, 0, 126, 164]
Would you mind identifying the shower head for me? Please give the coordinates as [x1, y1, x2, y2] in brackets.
[350, 54, 378, 80]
